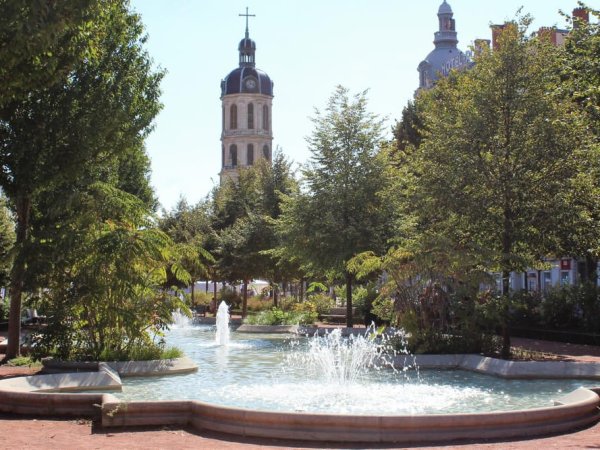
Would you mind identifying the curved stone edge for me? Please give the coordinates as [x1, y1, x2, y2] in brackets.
[42, 356, 198, 377]
[100, 388, 600, 443]
[236, 324, 300, 333]
[0, 363, 122, 418]
[406, 354, 600, 379]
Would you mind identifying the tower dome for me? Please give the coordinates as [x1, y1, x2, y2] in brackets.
[417, 0, 470, 90]
[221, 15, 273, 97]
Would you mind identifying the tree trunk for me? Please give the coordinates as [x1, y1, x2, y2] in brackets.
[242, 279, 248, 318]
[273, 283, 279, 308]
[299, 278, 305, 301]
[501, 269, 511, 359]
[190, 280, 195, 306]
[212, 280, 217, 314]
[345, 271, 353, 328]
[6, 195, 31, 360]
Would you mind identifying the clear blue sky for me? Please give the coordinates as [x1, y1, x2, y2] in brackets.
[129, 0, 583, 211]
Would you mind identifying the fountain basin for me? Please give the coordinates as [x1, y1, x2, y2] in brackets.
[101, 388, 599, 443]
[2, 325, 600, 444]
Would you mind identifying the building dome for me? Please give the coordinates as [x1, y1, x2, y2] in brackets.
[438, 0, 453, 15]
[238, 37, 256, 52]
[221, 66, 273, 96]
[221, 24, 273, 97]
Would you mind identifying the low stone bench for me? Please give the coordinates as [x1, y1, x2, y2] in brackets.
[321, 307, 357, 323]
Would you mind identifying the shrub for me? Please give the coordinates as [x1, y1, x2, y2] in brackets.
[244, 307, 317, 325]
[192, 291, 213, 306]
[306, 293, 334, 316]
[247, 295, 272, 312]
[372, 296, 395, 323]
[7, 356, 39, 367]
[98, 344, 183, 362]
[540, 286, 580, 329]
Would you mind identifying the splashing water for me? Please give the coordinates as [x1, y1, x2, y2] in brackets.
[171, 309, 192, 329]
[288, 327, 412, 385]
[215, 301, 230, 346]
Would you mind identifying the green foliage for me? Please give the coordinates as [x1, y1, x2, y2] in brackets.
[29, 184, 189, 361]
[6, 355, 39, 367]
[0, 196, 14, 288]
[246, 296, 272, 312]
[0, 0, 99, 107]
[371, 297, 395, 323]
[304, 293, 335, 316]
[276, 86, 393, 326]
[244, 307, 317, 326]
[0, 0, 165, 359]
[191, 291, 213, 307]
[98, 345, 182, 362]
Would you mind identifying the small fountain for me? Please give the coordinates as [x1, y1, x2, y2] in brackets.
[171, 309, 192, 328]
[215, 301, 230, 346]
[294, 328, 397, 384]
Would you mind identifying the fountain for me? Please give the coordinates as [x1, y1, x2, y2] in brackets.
[170, 309, 192, 328]
[215, 301, 230, 345]
[105, 325, 600, 443]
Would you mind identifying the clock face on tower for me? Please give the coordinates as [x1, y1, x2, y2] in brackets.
[245, 78, 256, 90]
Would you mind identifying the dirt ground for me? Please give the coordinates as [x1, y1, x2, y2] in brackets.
[1, 335, 600, 449]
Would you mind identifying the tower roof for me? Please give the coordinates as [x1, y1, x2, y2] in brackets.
[221, 8, 273, 97]
[438, 0, 452, 15]
[417, 1, 470, 89]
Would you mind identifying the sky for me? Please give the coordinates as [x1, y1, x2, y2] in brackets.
[129, 0, 586, 211]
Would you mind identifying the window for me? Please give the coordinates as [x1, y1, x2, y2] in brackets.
[262, 144, 269, 160]
[230, 144, 237, 167]
[543, 271, 552, 292]
[247, 144, 254, 165]
[561, 271, 571, 286]
[247, 103, 254, 129]
[221, 145, 225, 167]
[230, 104, 237, 129]
[222, 107, 225, 131]
[263, 105, 269, 130]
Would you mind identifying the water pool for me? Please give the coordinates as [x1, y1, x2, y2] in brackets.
[115, 325, 594, 415]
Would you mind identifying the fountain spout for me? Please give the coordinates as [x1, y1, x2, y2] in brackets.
[215, 301, 230, 346]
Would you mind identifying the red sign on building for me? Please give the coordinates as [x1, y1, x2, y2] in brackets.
[560, 259, 571, 270]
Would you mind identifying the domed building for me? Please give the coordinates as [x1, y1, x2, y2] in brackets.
[417, 0, 471, 90]
[220, 13, 274, 183]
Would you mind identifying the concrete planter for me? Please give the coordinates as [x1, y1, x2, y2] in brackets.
[42, 356, 198, 377]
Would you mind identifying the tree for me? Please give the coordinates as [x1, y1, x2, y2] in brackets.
[391, 100, 424, 163]
[0, 1, 164, 359]
[278, 86, 393, 327]
[159, 197, 214, 303]
[30, 183, 187, 361]
[256, 152, 301, 305]
[406, 18, 594, 357]
[556, 4, 600, 283]
[0, 0, 99, 107]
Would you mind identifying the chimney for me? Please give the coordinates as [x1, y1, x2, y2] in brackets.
[538, 26, 558, 45]
[474, 39, 490, 55]
[491, 24, 506, 50]
[572, 7, 589, 27]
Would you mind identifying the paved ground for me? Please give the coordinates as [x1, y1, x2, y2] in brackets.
[1, 332, 600, 449]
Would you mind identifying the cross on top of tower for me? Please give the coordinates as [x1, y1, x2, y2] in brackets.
[239, 7, 256, 39]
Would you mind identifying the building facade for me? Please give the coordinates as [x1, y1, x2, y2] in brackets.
[220, 16, 274, 183]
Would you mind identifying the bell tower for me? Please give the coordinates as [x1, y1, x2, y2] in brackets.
[219, 8, 274, 183]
